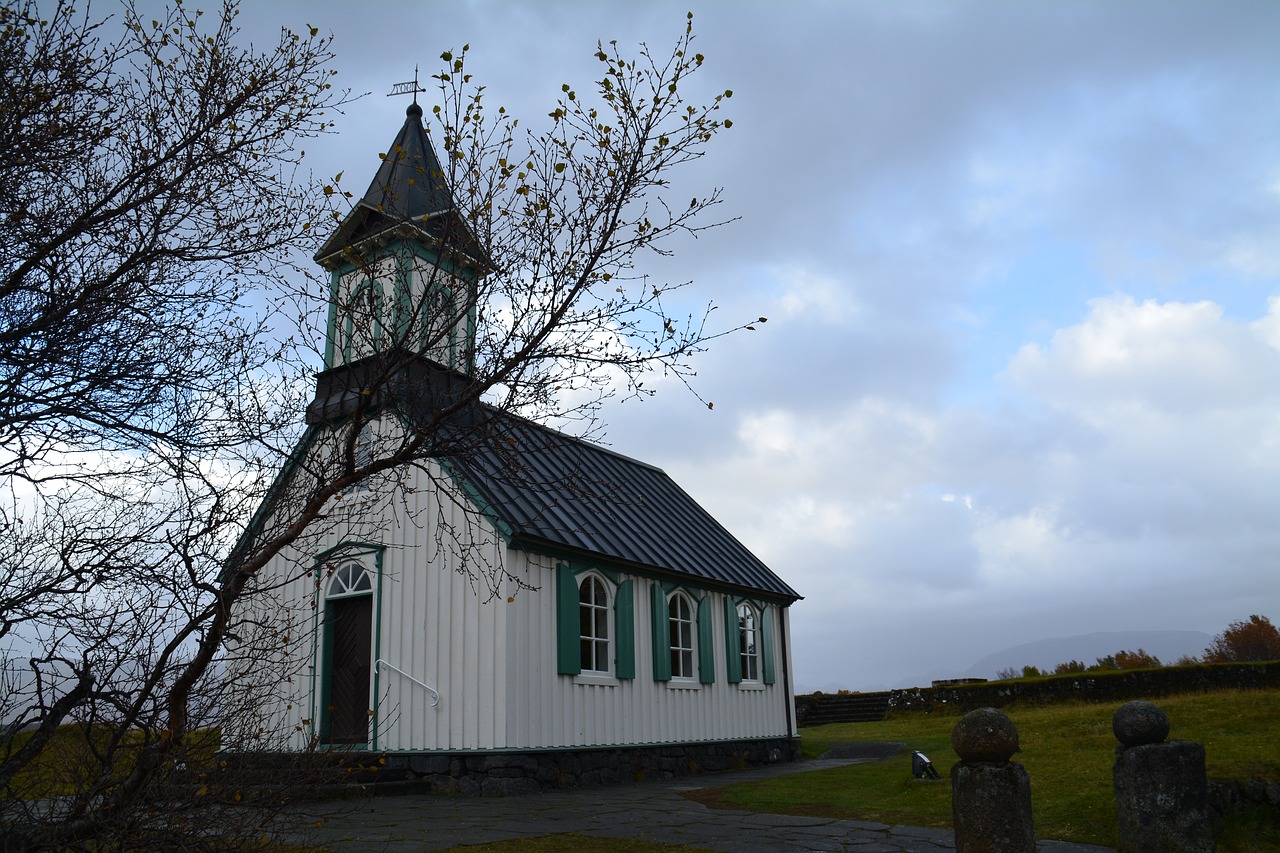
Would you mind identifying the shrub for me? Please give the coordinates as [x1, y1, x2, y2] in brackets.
[1114, 648, 1161, 669]
[1204, 615, 1280, 663]
[1090, 655, 1119, 671]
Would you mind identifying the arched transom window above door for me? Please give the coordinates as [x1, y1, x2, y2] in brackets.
[327, 561, 373, 598]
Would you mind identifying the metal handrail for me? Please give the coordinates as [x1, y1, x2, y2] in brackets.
[375, 659, 440, 708]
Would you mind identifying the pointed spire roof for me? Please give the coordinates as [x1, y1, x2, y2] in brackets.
[315, 102, 490, 270]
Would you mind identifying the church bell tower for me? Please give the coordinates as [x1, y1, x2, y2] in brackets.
[306, 99, 491, 426]
[313, 100, 490, 376]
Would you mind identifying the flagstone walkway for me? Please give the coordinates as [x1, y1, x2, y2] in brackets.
[296, 748, 1117, 853]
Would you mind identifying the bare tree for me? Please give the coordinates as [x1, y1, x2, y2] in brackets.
[1, 0, 350, 847]
[1, 2, 745, 848]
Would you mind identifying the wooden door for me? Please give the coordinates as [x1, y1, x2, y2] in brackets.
[325, 594, 372, 744]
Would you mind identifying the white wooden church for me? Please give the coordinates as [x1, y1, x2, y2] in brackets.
[239, 100, 802, 790]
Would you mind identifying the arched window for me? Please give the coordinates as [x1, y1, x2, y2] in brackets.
[422, 283, 455, 364]
[737, 602, 760, 682]
[557, 566, 634, 680]
[668, 593, 695, 679]
[327, 561, 373, 598]
[342, 280, 383, 362]
[578, 575, 611, 673]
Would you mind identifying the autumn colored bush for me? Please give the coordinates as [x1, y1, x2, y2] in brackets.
[1203, 615, 1280, 663]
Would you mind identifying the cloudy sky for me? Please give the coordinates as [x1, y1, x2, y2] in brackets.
[241, 0, 1278, 690]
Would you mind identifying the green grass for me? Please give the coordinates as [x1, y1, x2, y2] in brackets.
[694, 689, 1280, 849]
[2, 724, 221, 800]
[1217, 806, 1280, 852]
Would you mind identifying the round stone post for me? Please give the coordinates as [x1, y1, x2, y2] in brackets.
[950, 707, 1036, 853]
[1112, 700, 1213, 853]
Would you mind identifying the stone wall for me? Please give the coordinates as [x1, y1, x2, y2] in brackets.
[1209, 777, 1280, 817]
[884, 662, 1278, 716]
[378, 736, 802, 796]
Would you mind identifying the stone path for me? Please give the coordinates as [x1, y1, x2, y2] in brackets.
[295, 747, 1117, 853]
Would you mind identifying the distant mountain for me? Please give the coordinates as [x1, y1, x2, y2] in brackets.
[963, 630, 1213, 680]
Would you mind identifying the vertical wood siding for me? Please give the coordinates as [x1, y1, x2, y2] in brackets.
[247, 459, 793, 753]
[501, 552, 791, 749]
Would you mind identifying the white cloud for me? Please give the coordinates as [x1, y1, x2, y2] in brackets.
[668, 292, 1280, 689]
[1252, 296, 1280, 350]
[1009, 295, 1280, 416]
[774, 266, 861, 324]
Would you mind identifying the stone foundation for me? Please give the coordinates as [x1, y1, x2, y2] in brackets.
[372, 736, 802, 796]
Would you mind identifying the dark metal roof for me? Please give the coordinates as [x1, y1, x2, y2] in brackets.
[453, 412, 801, 602]
[315, 102, 489, 268]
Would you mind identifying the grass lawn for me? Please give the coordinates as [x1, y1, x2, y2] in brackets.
[690, 689, 1280, 850]
[2, 724, 221, 800]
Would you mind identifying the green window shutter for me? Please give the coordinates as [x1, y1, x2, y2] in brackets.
[723, 597, 742, 684]
[761, 605, 776, 685]
[614, 580, 635, 679]
[556, 564, 580, 675]
[650, 583, 671, 681]
[697, 595, 715, 684]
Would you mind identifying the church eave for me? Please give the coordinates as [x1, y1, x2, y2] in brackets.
[507, 532, 802, 605]
[314, 215, 492, 276]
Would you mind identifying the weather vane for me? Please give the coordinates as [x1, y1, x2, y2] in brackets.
[387, 66, 425, 104]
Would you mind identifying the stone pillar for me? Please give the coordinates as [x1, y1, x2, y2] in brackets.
[1112, 700, 1214, 853]
[950, 707, 1036, 853]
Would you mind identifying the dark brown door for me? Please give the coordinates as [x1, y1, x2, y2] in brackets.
[326, 595, 372, 744]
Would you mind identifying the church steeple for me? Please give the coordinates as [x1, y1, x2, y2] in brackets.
[316, 101, 489, 376]
[315, 102, 485, 267]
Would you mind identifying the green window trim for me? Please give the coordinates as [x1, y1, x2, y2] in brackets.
[315, 552, 383, 749]
[697, 595, 715, 684]
[324, 269, 340, 368]
[394, 251, 414, 342]
[650, 583, 671, 682]
[723, 596, 742, 684]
